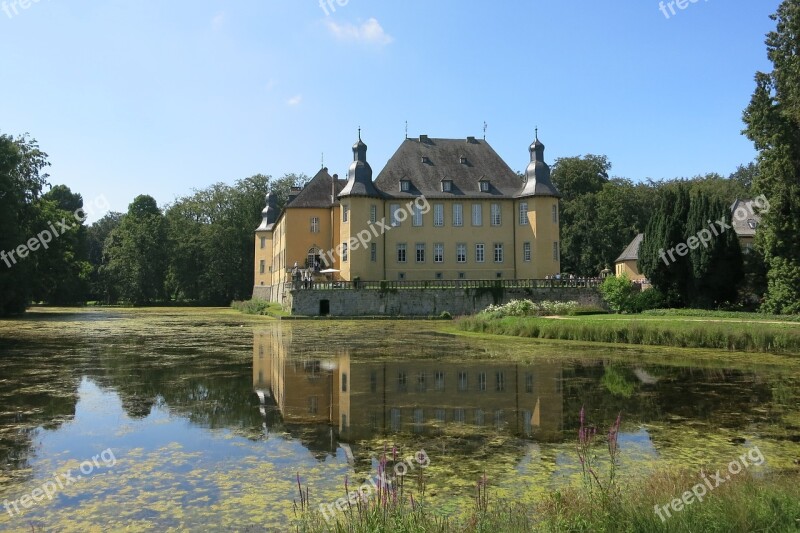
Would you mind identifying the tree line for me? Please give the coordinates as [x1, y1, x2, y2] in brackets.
[0, 132, 307, 315]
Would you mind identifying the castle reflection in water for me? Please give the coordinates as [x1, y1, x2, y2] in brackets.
[253, 326, 565, 445]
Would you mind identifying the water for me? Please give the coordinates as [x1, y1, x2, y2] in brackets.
[0, 308, 798, 531]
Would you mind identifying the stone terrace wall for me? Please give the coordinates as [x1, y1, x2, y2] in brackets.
[287, 287, 604, 317]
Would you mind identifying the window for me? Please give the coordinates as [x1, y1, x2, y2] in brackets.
[259, 260, 265, 274]
[397, 243, 407, 263]
[391, 408, 401, 431]
[370, 371, 377, 393]
[416, 243, 426, 263]
[458, 371, 468, 392]
[453, 408, 465, 423]
[342, 242, 348, 262]
[398, 272, 406, 280]
[523, 242, 531, 262]
[747, 219, 757, 230]
[456, 243, 467, 263]
[308, 396, 318, 415]
[341, 373, 348, 392]
[475, 243, 485, 263]
[519, 202, 528, 225]
[400, 180, 411, 192]
[494, 243, 504, 263]
[342, 205, 349, 223]
[435, 272, 442, 279]
[491, 204, 501, 226]
[310, 217, 320, 233]
[434, 371, 445, 391]
[260, 236, 266, 249]
[552, 204, 558, 223]
[478, 372, 487, 391]
[433, 204, 444, 226]
[442, 180, 453, 192]
[412, 204, 423, 226]
[390, 203, 401, 226]
[413, 409, 424, 433]
[371, 243, 377, 262]
[417, 372, 427, 393]
[553, 241, 560, 261]
[453, 203, 463, 227]
[496, 371, 505, 392]
[398, 371, 407, 392]
[475, 409, 485, 425]
[434, 243, 444, 263]
[370, 205, 377, 223]
[494, 410, 504, 429]
[525, 373, 534, 393]
[435, 408, 446, 423]
[458, 272, 465, 279]
[472, 204, 482, 226]
[479, 181, 490, 192]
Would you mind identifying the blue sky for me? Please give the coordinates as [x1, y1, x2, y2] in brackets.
[0, 0, 781, 220]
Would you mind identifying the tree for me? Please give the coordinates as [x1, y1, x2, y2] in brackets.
[639, 185, 693, 307]
[0, 133, 51, 315]
[28, 185, 92, 305]
[639, 185, 743, 308]
[104, 195, 168, 305]
[743, 0, 800, 314]
[87, 212, 123, 303]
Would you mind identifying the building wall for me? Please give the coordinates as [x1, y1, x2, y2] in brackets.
[615, 260, 643, 280]
[527, 197, 561, 278]
[254, 230, 273, 293]
[287, 286, 604, 316]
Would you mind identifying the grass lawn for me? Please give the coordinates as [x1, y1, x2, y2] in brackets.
[457, 309, 800, 354]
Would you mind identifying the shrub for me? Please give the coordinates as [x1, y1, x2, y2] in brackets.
[439, 311, 452, 320]
[599, 274, 637, 313]
[480, 299, 579, 318]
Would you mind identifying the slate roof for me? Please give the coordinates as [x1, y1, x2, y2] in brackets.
[730, 199, 762, 237]
[287, 168, 345, 208]
[373, 136, 524, 199]
[615, 233, 644, 263]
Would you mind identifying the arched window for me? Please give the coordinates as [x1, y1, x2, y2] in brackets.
[307, 247, 322, 270]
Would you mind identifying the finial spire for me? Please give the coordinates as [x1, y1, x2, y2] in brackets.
[358, 126, 361, 141]
[405, 120, 408, 139]
[483, 121, 487, 140]
[535, 126, 539, 141]
[321, 152, 324, 169]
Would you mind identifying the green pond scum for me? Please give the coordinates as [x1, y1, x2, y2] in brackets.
[0, 308, 798, 531]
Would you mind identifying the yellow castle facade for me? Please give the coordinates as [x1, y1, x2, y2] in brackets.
[254, 132, 562, 303]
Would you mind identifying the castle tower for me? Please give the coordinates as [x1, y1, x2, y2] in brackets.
[337, 131, 384, 281]
[516, 131, 562, 278]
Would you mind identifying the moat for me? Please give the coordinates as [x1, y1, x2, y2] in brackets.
[1, 308, 798, 530]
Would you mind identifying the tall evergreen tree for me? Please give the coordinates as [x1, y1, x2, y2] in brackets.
[743, 0, 800, 314]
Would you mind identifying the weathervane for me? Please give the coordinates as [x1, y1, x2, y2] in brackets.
[405, 120, 408, 140]
[483, 121, 487, 140]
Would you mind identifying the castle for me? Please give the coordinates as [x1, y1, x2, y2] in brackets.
[253, 132, 562, 303]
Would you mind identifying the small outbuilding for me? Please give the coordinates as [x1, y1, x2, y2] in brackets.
[614, 233, 645, 281]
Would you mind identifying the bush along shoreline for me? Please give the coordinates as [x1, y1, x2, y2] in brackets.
[457, 301, 800, 354]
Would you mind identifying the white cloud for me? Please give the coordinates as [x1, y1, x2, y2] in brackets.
[212, 12, 225, 32]
[325, 17, 393, 46]
[287, 94, 303, 106]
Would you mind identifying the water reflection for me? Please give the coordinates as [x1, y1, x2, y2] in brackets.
[253, 328, 566, 449]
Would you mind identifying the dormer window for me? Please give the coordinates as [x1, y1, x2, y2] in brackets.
[442, 180, 453, 192]
[747, 219, 758, 230]
[400, 180, 411, 192]
[479, 180, 490, 192]
[459, 156, 468, 165]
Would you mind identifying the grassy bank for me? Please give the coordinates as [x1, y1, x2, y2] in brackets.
[457, 313, 800, 354]
[231, 298, 288, 318]
[295, 469, 800, 532]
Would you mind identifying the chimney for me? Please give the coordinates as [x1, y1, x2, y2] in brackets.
[419, 134, 429, 143]
[466, 136, 476, 143]
[288, 186, 302, 204]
